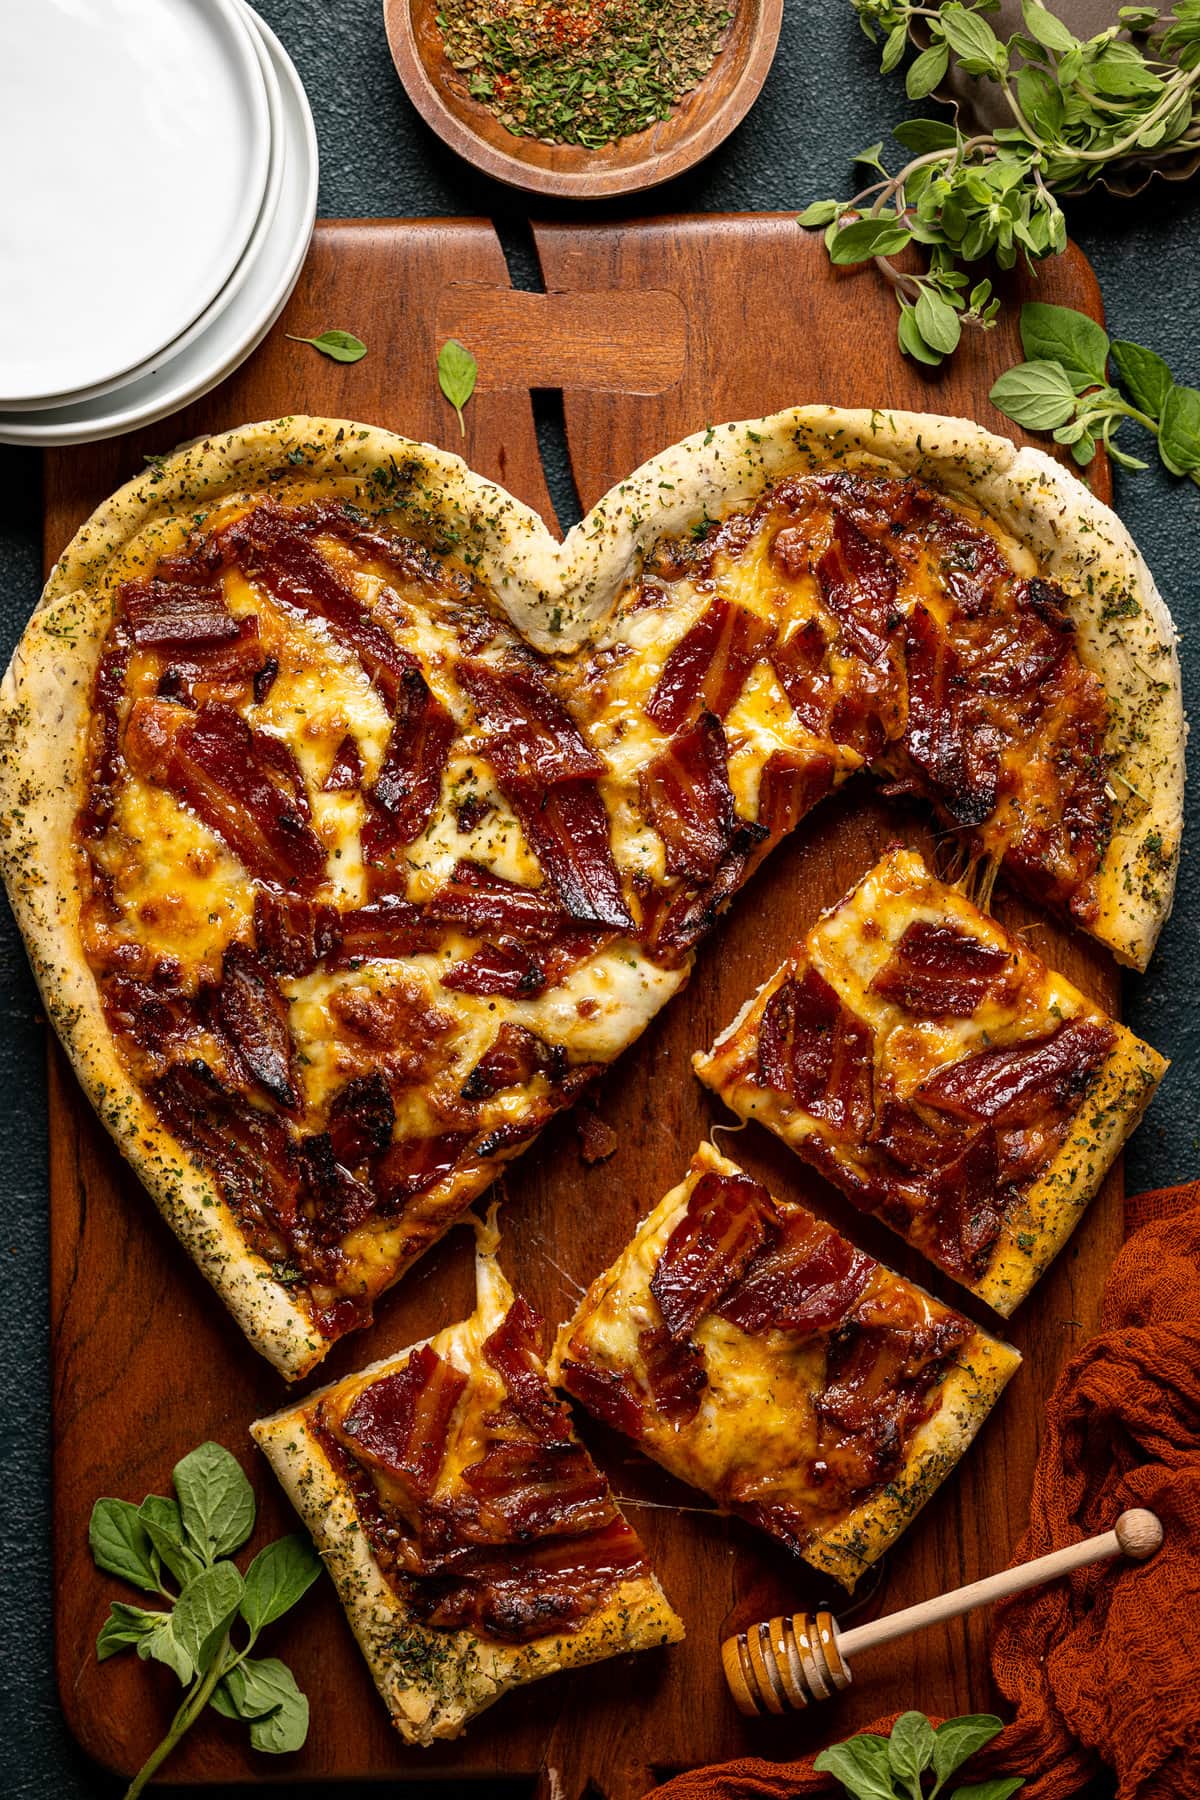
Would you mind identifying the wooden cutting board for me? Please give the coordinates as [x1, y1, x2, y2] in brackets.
[46, 216, 1120, 1798]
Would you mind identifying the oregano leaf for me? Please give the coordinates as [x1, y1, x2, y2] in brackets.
[96, 1601, 166, 1662]
[437, 338, 478, 435]
[139, 1494, 205, 1589]
[813, 1734, 897, 1800]
[907, 40, 950, 98]
[1018, 303, 1109, 392]
[214, 1658, 310, 1753]
[240, 1534, 323, 1635]
[829, 217, 913, 264]
[173, 1442, 256, 1563]
[1158, 383, 1200, 474]
[798, 199, 842, 227]
[932, 1714, 1007, 1785]
[915, 288, 963, 355]
[989, 360, 1078, 430]
[88, 1497, 161, 1594]
[286, 329, 367, 363]
[889, 1709, 937, 1791]
[1111, 339, 1175, 418]
[136, 1611, 195, 1685]
[950, 1782, 1025, 1800]
[173, 1562, 244, 1675]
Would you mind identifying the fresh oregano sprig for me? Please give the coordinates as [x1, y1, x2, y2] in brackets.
[90, 1442, 322, 1799]
[990, 300, 1200, 482]
[801, 0, 1200, 364]
[437, 338, 478, 436]
[813, 1709, 1023, 1800]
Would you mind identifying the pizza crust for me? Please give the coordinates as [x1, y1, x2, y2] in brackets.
[0, 410, 1179, 1378]
[251, 1234, 684, 1745]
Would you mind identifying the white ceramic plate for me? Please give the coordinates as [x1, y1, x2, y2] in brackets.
[0, 7, 318, 447]
[0, 0, 272, 405]
[10, 13, 286, 414]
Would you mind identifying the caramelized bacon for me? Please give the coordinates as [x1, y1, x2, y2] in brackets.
[917, 1132, 1004, 1277]
[902, 605, 998, 826]
[457, 659, 602, 784]
[460, 1441, 614, 1540]
[756, 749, 835, 838]
[122, 575, 240, 650]
[814, 1307, 972, 1489]
[440, 941, 545, 998]
[410, 1517, 647, 1643]
[151, 1059, 299, 1235]
[362, 667, 456, 858]
[717, 1212, 873, 1334]
[757, 968, 874, 1135]
[647, 828, 764, 958]
[638, 1326, 707, 1425]
[329, 901, 441, 967]
[101, 969, 200, 1067]
[461, 1024, 565, 1101]
[327, 1072, 395, 1167]
[374, 1130, 471, 1207]
[771, 619, 835, 736]
[124, 700, 326, 891]
[297, 1133, 377, 1244]
[503, 776, 635, 932]
[253, 891, 338, 978]
[645, 599, 775, 733]
[816, 509, 900, 662]
[640, 713, 738, 881]
[483, 1296, 573, 1446]
[556, 1355, 646, 1439]
[79, 623, 132, 840]
[651, 1169, 776, 1340]
[155, 616, 267, 698]
[428, 860, 565, 941]
[323, 734, 363, 793]
[916, 1017, 1114, 1125]
[341, 1345, 466, 1495]
[870, 920, 1016, 1019]
[221, 502, 418, 705]
[214, 943, 298, 1109]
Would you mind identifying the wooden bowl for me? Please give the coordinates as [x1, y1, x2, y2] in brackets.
[382, 0, 783, 199]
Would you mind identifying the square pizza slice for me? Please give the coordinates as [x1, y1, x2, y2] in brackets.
[549, 1142, 1019, 1593]
[252, 1225, 682, 1745]
[693, 846, 1166, 1315]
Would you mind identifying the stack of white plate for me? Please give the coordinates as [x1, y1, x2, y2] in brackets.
[0, 0, 318, 446]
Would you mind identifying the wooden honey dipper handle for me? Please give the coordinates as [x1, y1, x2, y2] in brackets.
[721, 1510, 1162, 1717]
[838, 1508, 1161, 1659]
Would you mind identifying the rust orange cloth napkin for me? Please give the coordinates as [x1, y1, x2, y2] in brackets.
[646, 1182, 1200, 1800]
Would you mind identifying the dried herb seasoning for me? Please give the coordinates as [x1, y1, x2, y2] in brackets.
[436, 0, 736, 148]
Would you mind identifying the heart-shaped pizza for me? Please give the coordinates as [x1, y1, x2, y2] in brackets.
[0, 409, 1181, 1378]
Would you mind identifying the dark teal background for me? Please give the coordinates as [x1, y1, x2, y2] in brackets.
[1, 0, 1196, 1792]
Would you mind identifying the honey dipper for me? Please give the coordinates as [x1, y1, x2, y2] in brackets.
[722, 1508, 1163, 1715]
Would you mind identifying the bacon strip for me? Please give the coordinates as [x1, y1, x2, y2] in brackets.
[122, 575, 240, 650]
[756, 749, 835, 838]
[328, 901, 441, 968]
[771, 619, 835, 736]
[362, 667, 456, 859]
[374, 1130, 472, 1208]
[717, 1213, 873, 1335]
[327, 1071, 395, 1167]
[503, 777, 635, 932]
[411, 1516, 647, 1643]
[124, 700, 326, 892]
[215, 943, 299, 1110]
[427, 860, 566, 941]
[645, 599, 776, 733]
[79, 623, 132, 840]
[816, 509, 900, 662]
[154, 616, 267, 698]
[341, 1345, 466, 1495]
[297, 1134, 378, 1244]
[916, 1017, 1115, 1125]
[483, 1296, 574, 1447]
[150, 1059, 299, 1234]
[460, 1440, 614, 1541]
[871, 920, 1016, 1020]
[640, 713, 739, 881]
[323, 734, 363, 793]
[221, 502, 418, 706]
[457, 659, 602, 785]
[650, 1169, 776, 1341]
[638, 1325, 707, 1425]
[555, 1356, 646, 1439]
[440, 942, 546, 998]
[254, 892, 338, 978]
[757, 968, 874, 1135]
[461, 1024, 565, 1101]
[902, 605, 998, 827]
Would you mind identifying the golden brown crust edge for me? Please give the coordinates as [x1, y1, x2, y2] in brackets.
[251, 1246, 684, 1745]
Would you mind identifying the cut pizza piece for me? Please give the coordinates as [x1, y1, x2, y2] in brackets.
[549, 1142, 1019, 1592]
[694, 846, 1167, 1315]
[252, 1221, 683, 1745]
